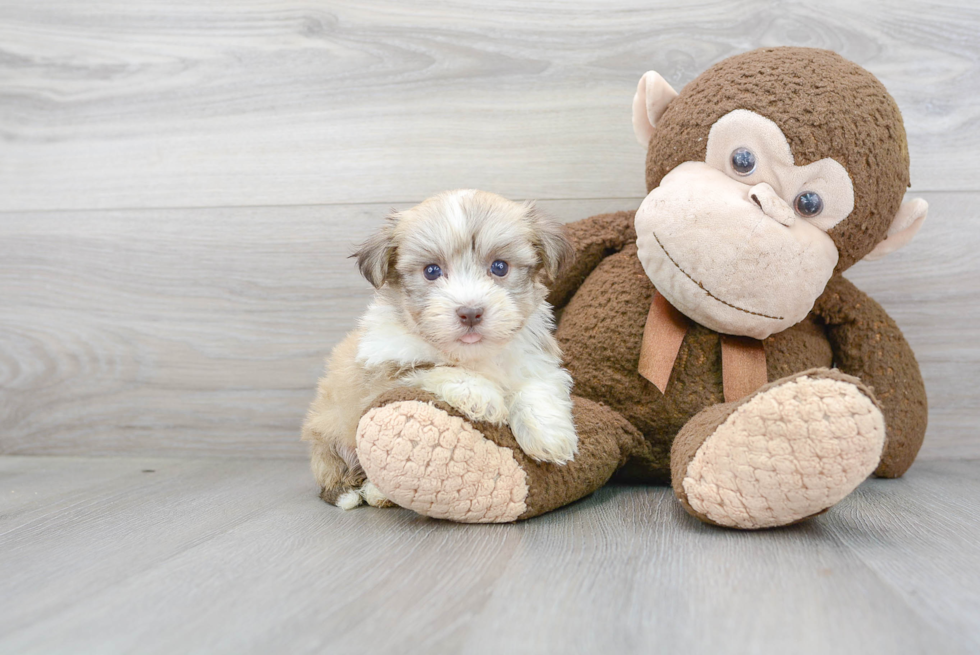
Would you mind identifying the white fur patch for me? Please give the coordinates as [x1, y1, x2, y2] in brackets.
[508, 367, 577, 464]
[359, 481, 391, 507]
[336, 490, 364, 511]
[407, 367, 510, 424]
[355, 301, 443, 370]
[355, 292, 577, 464]
[314, 188, 577, 491]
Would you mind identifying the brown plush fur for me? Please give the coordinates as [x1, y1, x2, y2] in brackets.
[357, 47, 928, 524]
[365, 387, 647, 520]
[551, 213, 925, 480]
[814, 276, 928, 477]
[645, 47, 910, 273]
[547, 47, 925, 482]
[553, 235, 844, 475]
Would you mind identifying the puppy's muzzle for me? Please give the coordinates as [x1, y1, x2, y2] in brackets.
[456, 306, 484, 327]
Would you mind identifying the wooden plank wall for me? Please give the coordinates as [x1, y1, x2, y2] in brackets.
[1, 1, 978, 459]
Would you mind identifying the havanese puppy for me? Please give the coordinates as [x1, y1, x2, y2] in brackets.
[302, 189, 577, 510]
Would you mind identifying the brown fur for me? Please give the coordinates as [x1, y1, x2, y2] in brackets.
[548, 47, 926, 483]
[551, 207, 925, 480]
[554, 239, 838, 478]
[358, 47, 928, 523]
[814, 275, 928, 477]
[365, 387, 648, 520]
[645, 47, 910, 273]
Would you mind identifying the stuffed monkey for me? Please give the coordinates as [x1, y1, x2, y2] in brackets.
[349, 47, 929, 528]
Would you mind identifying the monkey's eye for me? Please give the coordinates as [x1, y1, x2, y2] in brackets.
[423, 264, 442, 280]
[731, 148, 757, 176]
[794, 191, 824, 217]
[490, 260, 509, 277]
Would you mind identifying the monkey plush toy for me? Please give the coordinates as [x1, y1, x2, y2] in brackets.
[349, 47, 929, 528]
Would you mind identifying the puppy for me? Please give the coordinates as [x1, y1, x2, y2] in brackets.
[302, 189, 577, 509]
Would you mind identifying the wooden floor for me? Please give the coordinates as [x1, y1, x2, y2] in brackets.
[1, 456, 978, 654]
[2, 1, 980, 653]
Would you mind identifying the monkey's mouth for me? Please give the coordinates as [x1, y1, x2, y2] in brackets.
[651, 231, 784, 321]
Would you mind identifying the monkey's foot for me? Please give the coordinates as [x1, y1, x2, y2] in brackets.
[673, 369, 886, 529]
[356, 400, 530, 523]
[357, 388, 646, 523]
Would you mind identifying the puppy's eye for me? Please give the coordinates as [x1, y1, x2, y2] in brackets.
[794, 191, 823, 217]
[731, 148, 757, 176]
[489, 260, 509, 277]
[423, 264, 442, 280]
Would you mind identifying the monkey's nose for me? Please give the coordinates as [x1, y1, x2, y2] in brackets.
[748, 183, 795, 227]
[456, 306, 484, 327]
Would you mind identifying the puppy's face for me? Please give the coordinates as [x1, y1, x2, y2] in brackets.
[355, 190, 572, 360]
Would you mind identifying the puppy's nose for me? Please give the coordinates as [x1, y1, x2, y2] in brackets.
[456, 306, 484, 327]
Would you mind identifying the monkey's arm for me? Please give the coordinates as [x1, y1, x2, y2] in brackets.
[547, 210, 637, 311]
[812, 275, 927, 478]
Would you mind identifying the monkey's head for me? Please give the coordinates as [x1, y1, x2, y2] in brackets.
[632, 47, 927, 339]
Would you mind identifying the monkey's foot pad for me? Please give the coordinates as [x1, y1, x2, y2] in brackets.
[357, 401, 529, 523]
[683, 375, 886, 529]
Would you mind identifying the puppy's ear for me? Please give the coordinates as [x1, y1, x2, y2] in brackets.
[352, 213, 398, 289]
[525, 204, 575, 282]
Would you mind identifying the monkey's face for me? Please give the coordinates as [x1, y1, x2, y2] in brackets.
[633, 49, 927, 338]
[635, 110, 854, 339]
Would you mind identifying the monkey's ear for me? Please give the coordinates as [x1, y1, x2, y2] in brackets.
[353, 215, 398, 288]
[632, 71, 679, 147]
[863, 198, 928, 262]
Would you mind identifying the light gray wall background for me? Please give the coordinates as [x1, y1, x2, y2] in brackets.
[1, 0, 977, 460]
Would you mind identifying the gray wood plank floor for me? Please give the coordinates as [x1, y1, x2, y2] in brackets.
[1, 0, 979, 212]
[1, 455, 977, 654]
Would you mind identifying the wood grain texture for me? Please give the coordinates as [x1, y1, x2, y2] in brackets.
[0, 0, 978, 212]
[845, 192, 980, 460]
[0, 198, 632, 458]
[0, 456, 977, 654]
[2, 5, 976, 652]
[1, 193, 975, 459]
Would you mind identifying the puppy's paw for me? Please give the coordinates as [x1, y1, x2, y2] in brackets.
[321, 484, 365, 510]
[431, 374, 509, 425]
[312, 441, 370, 510]
[359, 481, 396, 508]
[509, 405, 578, 465]
[320, 481, 395, 510]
